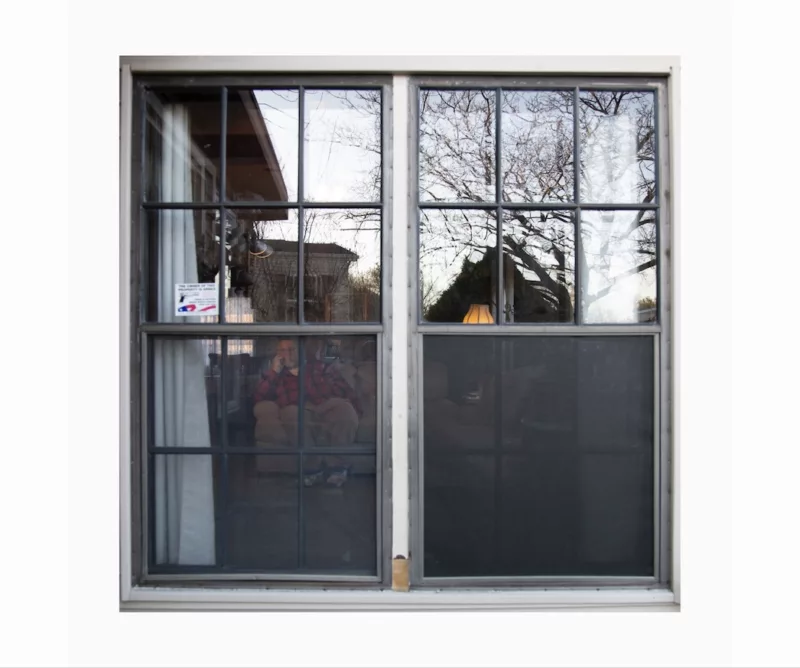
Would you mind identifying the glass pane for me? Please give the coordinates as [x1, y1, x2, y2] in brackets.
[145, 88, 221, 203]
[581, 209, 657, 323]
[150, 337, 221, 448]
[502, 210, 574, 322]
[226, 89, 298, 202]
[422, 335, 655, 577]
[249, 336, 378, 451]
[153, 454, 218, 567]
[579, 90, 655, 204]
[147, 209, 220, 322]
[501, 90, 574, 203]
[304, 89, 381, 202]
[420, 209, 498, 323]
[303, 209, 381, 323]
[419, 89, 497, 203]
[304, 454, 377, 573]
[225, 454, 299, 570]
[222, 209, 299, 323]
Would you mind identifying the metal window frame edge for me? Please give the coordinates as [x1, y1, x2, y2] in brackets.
[120, 63, 134, 601]
[665, 63, 681, 605]
[120, 55, 679, 76]
[121, 585, 677, 611]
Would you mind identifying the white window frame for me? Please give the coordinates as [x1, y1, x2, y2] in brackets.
[119, 56, 680, 611]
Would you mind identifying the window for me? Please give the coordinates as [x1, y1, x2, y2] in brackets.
[122, 62, 673, 604]
[132, 78, 389, 582]
[411, 80, 670, 585]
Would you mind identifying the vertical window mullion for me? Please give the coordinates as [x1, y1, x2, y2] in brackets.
[298, 336, 306, 569]
[144, 335, 155, 571]
[655, 82, 670, 585]
[654, 86, 662, 324]
[219, 87, 228, 324]
[219, 335, 229, 567]
[296, 87, 307, 568]
[217, 88, 229, 569]
[138, 87, 149, 324]
[492, 337, 504, 566]
[493, 88, 504, 562]
[495, 87, 503, 324]
[573, 86, 582, 325]
[298, 86, 305, 325]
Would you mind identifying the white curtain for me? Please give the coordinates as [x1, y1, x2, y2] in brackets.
[153, 104, 216, 565]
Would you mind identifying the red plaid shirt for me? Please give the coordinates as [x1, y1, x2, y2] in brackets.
[254, 361, 362, 416]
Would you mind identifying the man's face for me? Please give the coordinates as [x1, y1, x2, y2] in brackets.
[276, 339, 298, 368]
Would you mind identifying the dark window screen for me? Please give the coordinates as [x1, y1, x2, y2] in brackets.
[422, 335, 654, 577]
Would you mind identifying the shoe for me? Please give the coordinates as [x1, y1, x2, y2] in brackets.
[303, 469, 325, 487]
[325, 466, 351, 488]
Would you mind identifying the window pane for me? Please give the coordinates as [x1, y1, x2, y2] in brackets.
[153, 454, 218, 566]
[222, 209, 299, 323]
[246, 336, 378, 451]
[147, 209, 220, 322]
[150, 337, 221, 448]
[581, 209, 657, 323]
[226, 89, 298, 202]
[145, 88, 221, 203]
[423, 336, 655, 577]
[225, 454, 299, 570]
[419, 89, 497, 203]
[501, 90, 574, 203]
[224, 452, 377, 574]
[150, 334, 379, 575]
[420, 209, 498, 323]
[502, 210, 574, 322]
[303, 209, 381, 323]
[579, 90, 655, 204]
[304, 89, 381, 202]
[304, 454, 377, 573]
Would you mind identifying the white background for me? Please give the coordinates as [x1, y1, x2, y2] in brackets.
[0, 0, 795, 665]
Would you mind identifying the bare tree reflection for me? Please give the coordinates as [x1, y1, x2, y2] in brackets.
[579, 91, 655, 204]
[215, 87, 656, 325]
[413, 89, 656, 322]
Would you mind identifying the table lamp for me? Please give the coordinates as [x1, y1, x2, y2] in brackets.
[462, 304, 494, 324]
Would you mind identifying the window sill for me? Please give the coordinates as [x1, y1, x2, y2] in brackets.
[121, 586, 678, 611]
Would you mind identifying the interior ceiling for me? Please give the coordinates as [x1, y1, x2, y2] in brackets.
[159, 89, 290, 222]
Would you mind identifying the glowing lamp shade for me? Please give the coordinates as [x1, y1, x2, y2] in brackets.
[462, 304, 494, 324]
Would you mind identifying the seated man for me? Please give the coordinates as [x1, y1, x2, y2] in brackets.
[253, 338, 361, 486]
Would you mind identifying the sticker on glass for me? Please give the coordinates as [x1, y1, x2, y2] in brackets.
[175, 283, 218, 316]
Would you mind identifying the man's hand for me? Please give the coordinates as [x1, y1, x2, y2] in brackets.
[270, 354, 284, 374]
